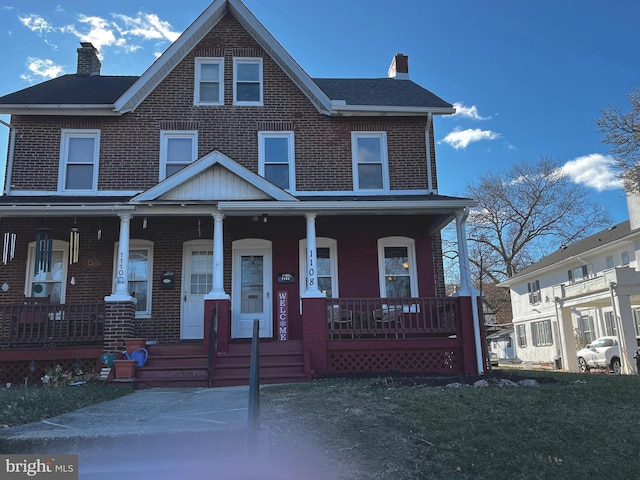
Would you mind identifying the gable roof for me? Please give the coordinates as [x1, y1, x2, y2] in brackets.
[502, 220, 637, 285]
[0, 0, 453, 117]
[131, 150, 298, 203]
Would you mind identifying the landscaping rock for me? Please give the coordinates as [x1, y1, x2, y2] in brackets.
[518, 379, 540, 388]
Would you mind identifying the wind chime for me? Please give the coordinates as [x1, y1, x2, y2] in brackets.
[34, 227, 53, 274]
[70, 227, 80, 265]
[2, 231, 16, 265]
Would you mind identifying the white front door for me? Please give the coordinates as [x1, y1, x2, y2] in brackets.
[232, 240, 272, 338]
[181, 242, 213, 340]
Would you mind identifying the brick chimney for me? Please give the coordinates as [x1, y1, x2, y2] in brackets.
[77, 42, 101, 76]
[388, 53, 409, 80]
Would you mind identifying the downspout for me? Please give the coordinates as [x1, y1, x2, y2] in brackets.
[425, 113, 434, 193]
[0, 119, 14, 195]
[553, 296, 565, 369]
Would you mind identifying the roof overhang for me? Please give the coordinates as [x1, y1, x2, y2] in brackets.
[0, 203, 136, 216]
[329, 104, 456, 116]
[0, 104, 121, 116]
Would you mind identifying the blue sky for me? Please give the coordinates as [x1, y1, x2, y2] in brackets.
[0, 0, 638, 225]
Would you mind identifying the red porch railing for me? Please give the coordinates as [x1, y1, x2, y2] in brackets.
[325, 297, 458, 340]
[0, 303, 105, 348]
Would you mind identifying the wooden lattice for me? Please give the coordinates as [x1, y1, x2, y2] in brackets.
[0, 358, 99, 386]
[328, 349, 460, 374]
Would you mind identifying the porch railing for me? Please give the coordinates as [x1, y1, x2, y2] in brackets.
[325, 297, 458, 340]
[0, 303, 105, 348]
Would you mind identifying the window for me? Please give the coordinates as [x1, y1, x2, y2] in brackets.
[59, 129, 99, 192]
[25, 240, 68, 304]
[527, 280, 541, 304]
[568, 265, 590, 283]
[160, 131, 198, 180]
[622, 251, 630, 266]
[634, 309, 640, 337]
[531, 320, 553, 346]
[604, 311, 617, 336]
[578, 316, 595, 345]
[516, 324, 527, 348]
[377, 237, 417, 298]
[352, 132, 389, 191]
[299, 238, 338, 297]
[114, 240, 153, 317]
[233, 58, 262, 105]
[258, 132, 295, 190]
[194, 57, 224, 105]
[606, 255, 614, 269]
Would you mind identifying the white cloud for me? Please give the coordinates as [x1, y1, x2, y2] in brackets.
[560, 153, 623, 191]
[441, 127, 500, 150]
[453, 102, 491, 120]
[20, 57, 64, 82]
[19, 14, 55, 34]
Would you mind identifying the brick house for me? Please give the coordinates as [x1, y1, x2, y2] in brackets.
[0, 0, 483, 387]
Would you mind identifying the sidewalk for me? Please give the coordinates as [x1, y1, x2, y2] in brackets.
[0, 386, 252, 454]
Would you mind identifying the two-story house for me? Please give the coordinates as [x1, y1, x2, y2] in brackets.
[0, 0, 483, 387]
[500, 194, 640, 374]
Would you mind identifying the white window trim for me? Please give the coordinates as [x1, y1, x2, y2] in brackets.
[377, 236, 418, 298]
[159, 130, 198, 181]
[299, 237, 338, 297]
[25, 239, 69, 303]
[233, 57, 263, 106]
[258, 131, 295, 192]
[58, 129, 100, 193]
[113, 240, 154, 318]
[352, 131, 389, 192]
[194, 57, 224, 106]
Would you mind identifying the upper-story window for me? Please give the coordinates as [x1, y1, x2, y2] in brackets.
[258, 131, 295, 191]
[194, 57, 224, 105]
[233, 58, 262, 105]
[621, 251, 630, 266]
[606, 255, 614, 269]
[352, 132, 389, 191]
[160, 131, 198, 180]
[59, 129, 100, 193]
[568, 265, 590, 283]
[527, 280, 541, 304]
[377, 237, 417, 298]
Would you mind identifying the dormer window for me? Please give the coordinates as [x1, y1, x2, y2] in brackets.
[194, 57, 224, 105]
[352, 132, 389, 191]
[233, 58, 262, 105]
[59, 129, 100, 193]
[160, 131, 198, 180]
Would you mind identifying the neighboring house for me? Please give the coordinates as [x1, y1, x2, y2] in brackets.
[0, 0, 483, 387]
[500, 194, 640, 374]
[487, 327, 516, 361]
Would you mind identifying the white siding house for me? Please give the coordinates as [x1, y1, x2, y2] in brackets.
[500, 194, 640, 374]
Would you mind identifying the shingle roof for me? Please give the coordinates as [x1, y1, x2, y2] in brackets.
[511, 220, 635, 279]
[313, 78, 453, 109]
[0, 75, 451, 110]
[0, 75, 139, 105]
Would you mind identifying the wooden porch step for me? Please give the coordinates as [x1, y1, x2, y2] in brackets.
[211, 339, 308, 387]
[133, 343, 209, 389]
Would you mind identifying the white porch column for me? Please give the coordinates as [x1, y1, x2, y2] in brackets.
[455, 209, 473, 296]
[206, 212, 229, 299]
[105, 214, 134, 302]
[302, 213, 324, 298]
[454, 208, 484, 373]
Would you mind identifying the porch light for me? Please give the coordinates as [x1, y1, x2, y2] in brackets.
[402, 261, 409, 269]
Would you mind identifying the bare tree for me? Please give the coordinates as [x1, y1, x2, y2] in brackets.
[465, 157, 611, 281]
[596, 88, 640, 193]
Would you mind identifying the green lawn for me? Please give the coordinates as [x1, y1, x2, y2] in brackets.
[261, 371, 640, 480]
